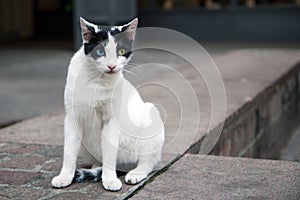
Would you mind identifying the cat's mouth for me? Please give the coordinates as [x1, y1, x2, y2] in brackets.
[105, 69, 119, 74]
[104, 66, 120, 75]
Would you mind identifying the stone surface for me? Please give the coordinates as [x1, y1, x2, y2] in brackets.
[0, 111, 65, 145]
[47, 192, 113, 200]
[0, 47, 300, 199]
[0, 143, 42, 154]
[132, 154, 300, 200]
[0, 171, 42, 185]
[0, 186, 50, 199]
[0, 155, 48, 170]
[0, 138, 178, 199]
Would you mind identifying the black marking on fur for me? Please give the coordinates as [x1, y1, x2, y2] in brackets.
[115, 34, 133, 59]
[73, 168, 102, 183]
[84, 25, 117, 55]
[72, 168, 128, 183]
[83, 25, 108, 55]
[116, 170, 127, 177]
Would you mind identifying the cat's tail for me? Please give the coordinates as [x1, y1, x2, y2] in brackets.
[72, 167, 127, 183]
[137, 102, 156, 128]
[72, 167, 102, 183]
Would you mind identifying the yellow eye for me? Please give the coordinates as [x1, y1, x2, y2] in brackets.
[117, 48, 126, 56]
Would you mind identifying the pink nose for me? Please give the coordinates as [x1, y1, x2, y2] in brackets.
[107, 65, 116, 71]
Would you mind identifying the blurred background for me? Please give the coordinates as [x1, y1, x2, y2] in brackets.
[0, 0, 300, 160]
[1, 0, 300, 43]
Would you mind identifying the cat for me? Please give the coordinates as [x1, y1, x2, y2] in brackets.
[51, 17, 165, 191]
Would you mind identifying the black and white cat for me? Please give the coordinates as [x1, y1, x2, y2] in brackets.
[51, 18, 165, 191]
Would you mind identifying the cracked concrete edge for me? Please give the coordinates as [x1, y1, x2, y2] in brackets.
[117, 154, 181, 200]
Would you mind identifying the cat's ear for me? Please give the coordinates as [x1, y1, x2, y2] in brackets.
[121, 18, 138, 40]
[80, 17, 95, 43]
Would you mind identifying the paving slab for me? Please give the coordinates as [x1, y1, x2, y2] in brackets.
[0, 138, 178, 199]
[131, 154, 300, 200]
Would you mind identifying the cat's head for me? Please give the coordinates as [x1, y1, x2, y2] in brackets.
[80, 17, 138, 76]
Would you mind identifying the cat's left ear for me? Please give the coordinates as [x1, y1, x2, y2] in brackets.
[121, 18, 138, 40]
[80, 17, 96, 43]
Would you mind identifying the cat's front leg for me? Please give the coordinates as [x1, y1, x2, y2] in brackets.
[101, 120, 122, 191]
[52, 115, 81, 188]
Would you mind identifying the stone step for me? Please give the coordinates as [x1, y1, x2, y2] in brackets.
[131, 154, 300, 200]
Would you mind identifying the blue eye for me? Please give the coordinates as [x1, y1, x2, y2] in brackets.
[96, 49, 104, 57]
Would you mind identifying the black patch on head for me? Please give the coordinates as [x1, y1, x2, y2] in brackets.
[83, 23, 134, 59]
[114, 26, 134, 58]
[115, 35, 133, 58]
[83, 25, 110, 55]
[110, 27, 122, 36]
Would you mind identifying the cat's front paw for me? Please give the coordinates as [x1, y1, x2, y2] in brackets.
[102, 178, 122, 191]
[125, 171, 147, 185]
[51, 174, 73, 188]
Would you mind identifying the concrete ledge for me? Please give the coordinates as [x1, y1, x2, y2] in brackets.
[0, 49, 300, 199]
[131, 154, 300, 200]
[188, 51, 300, 160]
[208, 61, 300, 159]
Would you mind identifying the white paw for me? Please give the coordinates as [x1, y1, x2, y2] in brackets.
[125, 172, 147, 185]
[51, 175, 73, 188]
[102, 178, 122, 191]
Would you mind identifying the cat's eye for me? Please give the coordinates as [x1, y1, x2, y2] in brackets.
[117, 48, 126, 56]
[96, 49, 104, 57]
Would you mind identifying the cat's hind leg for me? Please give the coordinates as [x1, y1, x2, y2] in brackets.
[125, 154, 159, 185]
[125, 104, 164, 185]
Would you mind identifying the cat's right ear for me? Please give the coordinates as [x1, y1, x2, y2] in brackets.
[80, 17, 93, 43]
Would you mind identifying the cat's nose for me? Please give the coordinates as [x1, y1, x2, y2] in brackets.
[107, 65, 116, 71]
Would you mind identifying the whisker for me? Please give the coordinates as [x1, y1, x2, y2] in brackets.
[122, 68, 141, 81]
[124, 63, 139, 72]
[122, 68, 135, 75]
[125, 63, 138, 71]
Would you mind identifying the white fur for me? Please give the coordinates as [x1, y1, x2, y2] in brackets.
[52, 30, 164, 191]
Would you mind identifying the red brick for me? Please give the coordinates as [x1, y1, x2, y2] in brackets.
[48, 192, 113, 200]
[2, 144, 41, 154]
[0, 155, 48, 170]
[41, 158, 62, 171]
[0, 171, 41, 185]
[0, 186, 49, 199]
[41, 158, 89, 172]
